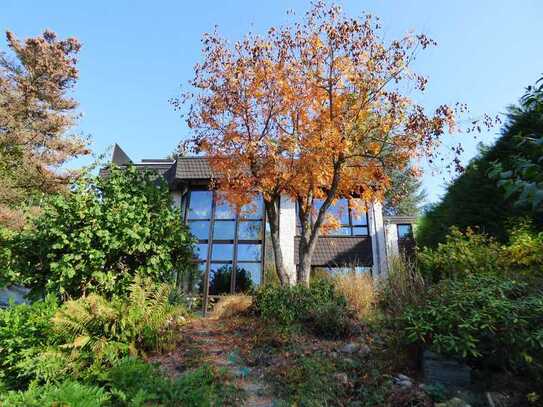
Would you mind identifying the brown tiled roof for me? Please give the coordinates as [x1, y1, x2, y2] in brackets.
[294, 236, 373, 267]
[174, 157, 214, 180]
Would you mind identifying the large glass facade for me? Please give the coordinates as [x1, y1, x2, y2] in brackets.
[296, 198, 369, 236]
[185, 190, 264, 296]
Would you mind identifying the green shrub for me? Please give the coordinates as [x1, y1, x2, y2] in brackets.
[5, 165, 195, 299]
[418, 222, 543, 283]
[106, 357, 244, 406]
[48, 279, 188, 377]
[499, 221, 543, 278]
[303, 302, 359, 339]
[0, 295, 58, 390]
[0, 380, 110, 407]
[417, 227, 502, 282]
[402, 273, 543, 374]
[254, 279, 346, 325]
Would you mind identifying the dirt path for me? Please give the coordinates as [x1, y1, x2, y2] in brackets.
[151, 317, 275, 407]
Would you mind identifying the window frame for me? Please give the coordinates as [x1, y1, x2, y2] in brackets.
[183, 188, 265, 299]
[295, 199, 369, 237]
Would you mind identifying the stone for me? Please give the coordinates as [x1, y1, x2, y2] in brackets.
[392, 374, 413, 389]
[423, 351, 471, 388]
[339, 342, 359, 354]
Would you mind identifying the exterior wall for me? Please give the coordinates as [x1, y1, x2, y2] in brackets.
[171, 191, 182, 209]
[368, 201, 388, 277]
[383, 216, 418, 265]
[278, 195, 297, 285]
[385, 223, 399, 258]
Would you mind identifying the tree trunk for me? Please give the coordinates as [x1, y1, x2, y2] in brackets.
[298, 229, 319, 287]
[264, 197, 293, 286]
[296, 162, 343, 287]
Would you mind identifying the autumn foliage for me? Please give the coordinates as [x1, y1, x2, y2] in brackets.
[0, 30, 89, 228]
[180, 2, 462, 285]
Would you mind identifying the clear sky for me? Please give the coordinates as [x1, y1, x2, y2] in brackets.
[2, 0, 542, 203]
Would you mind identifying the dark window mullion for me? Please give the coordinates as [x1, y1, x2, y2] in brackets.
[231, 211, 239, 293]
[203, 192, 217, 314]
[348, 200, 355, 235]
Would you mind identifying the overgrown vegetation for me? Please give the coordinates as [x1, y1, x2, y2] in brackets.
[0, 278, 245, 406]
[0, 295, 58, 389]
[1, 165, 195, 299]
[253, 278, 360, 339]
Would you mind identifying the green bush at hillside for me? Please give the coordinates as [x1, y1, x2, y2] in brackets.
[402, 274, 543, 377]
[3, 165, 195, 299]
[253, 279, 358, 338]
[418, 222, 543, 282]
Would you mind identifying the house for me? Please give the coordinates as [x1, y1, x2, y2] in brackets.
[103, 144, 416, 295]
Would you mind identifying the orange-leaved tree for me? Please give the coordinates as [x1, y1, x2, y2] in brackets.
[180, 2, 461, 286]
[0, 30, 89, 229]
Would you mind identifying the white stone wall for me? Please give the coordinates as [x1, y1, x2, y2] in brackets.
[368, 201, 388, 277]
[278, 194, 297, 285]
[385, 223, 399, 259]
[171, 191, 182, 209]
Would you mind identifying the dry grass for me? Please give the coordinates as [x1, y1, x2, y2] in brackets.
[334, 272, 377, 320]
[211, 295, 253, 319]
[377, 255, 425, 317]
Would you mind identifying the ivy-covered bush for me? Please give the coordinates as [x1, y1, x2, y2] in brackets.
[402, 273, 543, 375]
[0, 295, 58, 390]
[4, 165, 195, 299]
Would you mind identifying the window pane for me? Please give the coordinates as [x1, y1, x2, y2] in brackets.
[194, 243, 208, 261]
[327, 199, 350, 224]
[213, 221, 236, 240]
[398, 224, 413, 239]
[354, 266, 372, 274]
[238, 220, 263, 240]
[326, 227, 352, 236]
[196, 263, 206, 294]
[211, 244, 234, 261]
[237, 244, 261, 261]
[352, 211, 368, 226]
[188, 191, 212, 219]
[215, 198, 236, 219]
[208, 264, 232, 295]
[188, 221, 209, 240]
[240, 195, 264, 219]
[235, 263, 261, 292]
[353, 226, 369, 236]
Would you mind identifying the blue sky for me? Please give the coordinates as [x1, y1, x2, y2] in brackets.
[2, 0, 542, 203]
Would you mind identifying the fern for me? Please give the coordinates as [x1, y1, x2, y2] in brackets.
[49, 278, 188, 376]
